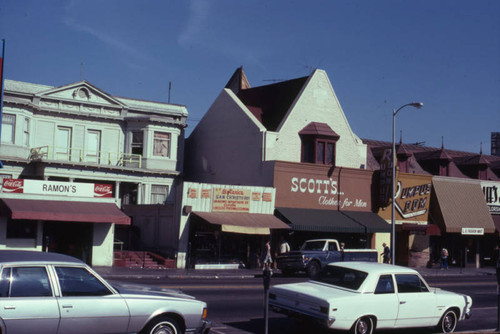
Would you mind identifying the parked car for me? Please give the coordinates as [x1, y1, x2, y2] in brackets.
[275, 239, 378, 278]
[0, 250, 211, 334]
[269, 261, 472, 333]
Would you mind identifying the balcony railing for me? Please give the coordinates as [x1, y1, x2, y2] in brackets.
[29, 146, 142, 168]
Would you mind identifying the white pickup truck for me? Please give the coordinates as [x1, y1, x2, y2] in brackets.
[276, 239, 378, 278]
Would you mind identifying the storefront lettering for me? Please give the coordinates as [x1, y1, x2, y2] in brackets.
[291, 177, 338, 195]
[318, 197, 367, 208]
[483, 185, 499, 204]
[395, 181, 431, 218]
[400, 183, 431, 199]
[42, 184, 77, 194]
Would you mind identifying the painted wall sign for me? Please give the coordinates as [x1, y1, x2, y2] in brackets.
[201, 189, 211, 199]
[252, 192, 261, 201]
[212, 188, 251, 212]
[273, 162, 371, 211]
[188, 188, 198, 199]
[461, 227, 484, 235]
[482, 181, 500, 214]
[263, 192, 272, 202]
[1, 179, 112, 198]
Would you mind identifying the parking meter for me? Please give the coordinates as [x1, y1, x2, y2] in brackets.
[263, 264, 271, 334]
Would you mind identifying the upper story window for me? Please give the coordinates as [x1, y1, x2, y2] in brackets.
[131, 131, 143, 155]
[299, 122, 339, 166]
[23, 117, 30, 147]
[153, 131, 171, 158]
[1, 113, 16, 144]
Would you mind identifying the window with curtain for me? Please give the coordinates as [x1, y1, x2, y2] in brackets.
[151, 185, 169, 204]
[153, 132, 171, 157]
[1, 114, 15, 144]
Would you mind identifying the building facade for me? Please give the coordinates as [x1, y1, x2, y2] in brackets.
[185, 68, 391, 262]
[0, 79, 187, 266]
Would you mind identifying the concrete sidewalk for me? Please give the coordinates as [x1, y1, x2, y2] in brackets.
[93, 264, 497, 280]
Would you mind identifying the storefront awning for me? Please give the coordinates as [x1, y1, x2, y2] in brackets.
[1, 198, 131, 225]
[192, 212, 290, 235]
[276, 207, 384, 233]
[342, 211, 391, 233]
[432, 178, 495, 234]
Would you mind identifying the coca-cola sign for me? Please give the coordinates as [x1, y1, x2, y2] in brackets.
[94, 184, 113, 197]
[2, 179, 24, 193]
[1, 179, 113, 198]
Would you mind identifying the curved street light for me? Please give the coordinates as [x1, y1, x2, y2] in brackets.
[391, 102, 423, 264]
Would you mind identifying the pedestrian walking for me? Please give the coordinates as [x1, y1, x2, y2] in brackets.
[262, 240, 273, 270]
[440, 247, 449, 269]
[381, 243, 391, 263]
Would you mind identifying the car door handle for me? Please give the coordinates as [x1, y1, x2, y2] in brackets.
[4, 306, 15, 310]
[62, 305, 73, 309]
[400, 301, 406, 304]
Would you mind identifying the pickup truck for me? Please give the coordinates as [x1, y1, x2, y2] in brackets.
[276, 239, 378, 278]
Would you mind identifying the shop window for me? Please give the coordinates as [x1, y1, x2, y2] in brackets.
[7, 219, 37, 239]
[151, 185, 169, 204]
[131, 131, 143, 155]
[1, 113, 15, 144]
[153, 132, 171, 158]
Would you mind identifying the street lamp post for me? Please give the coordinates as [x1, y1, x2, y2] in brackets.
[391, 102, 423, 265]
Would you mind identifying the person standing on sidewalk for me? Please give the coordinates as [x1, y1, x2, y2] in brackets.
[440, 248, 449, 270]
[381, 243, 391, 264]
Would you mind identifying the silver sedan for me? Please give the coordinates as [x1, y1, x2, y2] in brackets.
[0, 250, 210, 334]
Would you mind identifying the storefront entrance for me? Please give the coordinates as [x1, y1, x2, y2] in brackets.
[43, 222, 93, 264]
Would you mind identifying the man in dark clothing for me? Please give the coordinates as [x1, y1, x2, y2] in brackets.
[381, 243, 391, 264]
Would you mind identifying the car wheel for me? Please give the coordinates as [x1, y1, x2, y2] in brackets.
[306, 261, 320, 279]
[141, 315, 183, 334]
[351, 316, 374, 334]
[438, 309, 457, 333]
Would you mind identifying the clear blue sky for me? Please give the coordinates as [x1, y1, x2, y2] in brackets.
[1, 0, 499, 154]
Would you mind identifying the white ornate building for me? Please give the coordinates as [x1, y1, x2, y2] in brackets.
[0, 79, 187, 266]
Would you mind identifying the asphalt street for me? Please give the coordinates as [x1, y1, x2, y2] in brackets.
[107, 269, 500, 334]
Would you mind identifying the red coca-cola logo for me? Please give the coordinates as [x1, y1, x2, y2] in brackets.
[94, 184, 112, 197]
[2, 179, 24, 193]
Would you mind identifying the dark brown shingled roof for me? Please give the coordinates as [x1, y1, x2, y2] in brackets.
[299, 122, 340, 138]
[236, 76, 309, 131]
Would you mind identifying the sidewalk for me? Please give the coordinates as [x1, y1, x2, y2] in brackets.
[93, 264, 497, 280]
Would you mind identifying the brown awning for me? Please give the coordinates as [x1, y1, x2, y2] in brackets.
[1, 198, 131, 225]
[432, 178, 495, 234]
[192, 212, 290, 235]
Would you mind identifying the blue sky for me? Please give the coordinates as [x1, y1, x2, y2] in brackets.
[1, 0, 499, 154]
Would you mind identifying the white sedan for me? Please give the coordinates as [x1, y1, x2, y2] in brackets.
[0, 250, 210, 334]
[269, 262, 472, 334]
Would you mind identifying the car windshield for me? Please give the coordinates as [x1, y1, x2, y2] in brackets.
[301, 241, 325, 251]
[314, 266, 368, 290]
